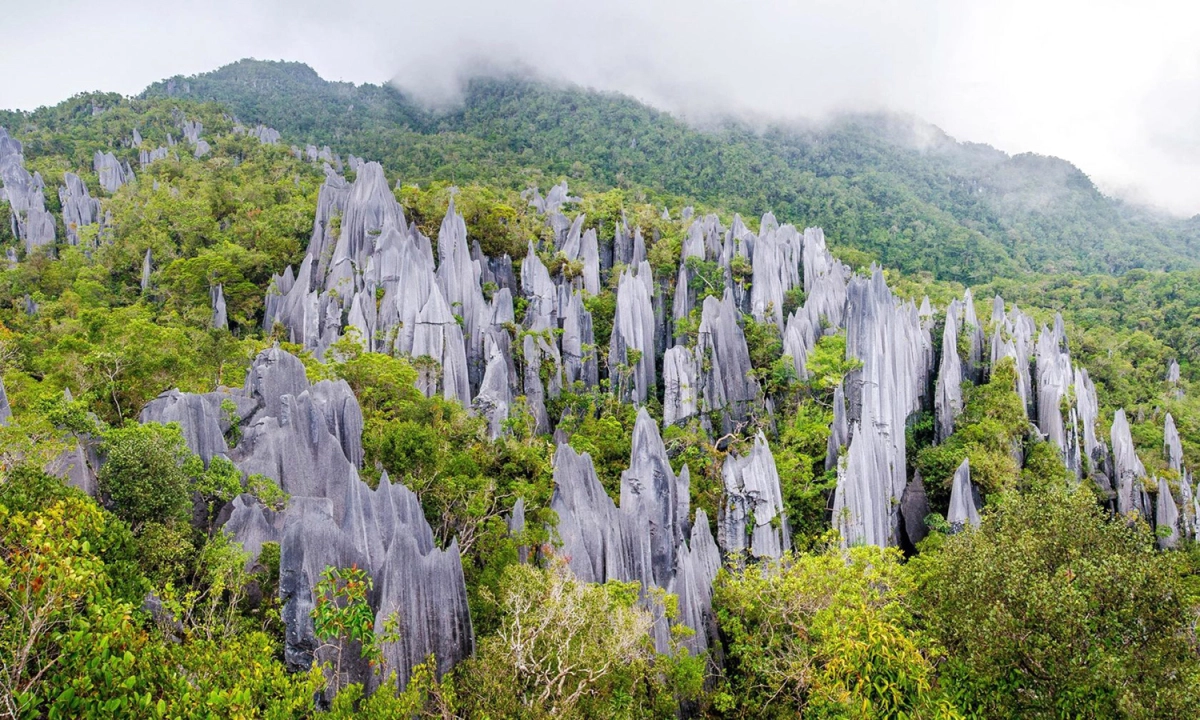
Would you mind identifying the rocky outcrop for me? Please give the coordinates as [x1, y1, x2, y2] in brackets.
[695, 290, 761, 433]
[662, 346, 698, 427]
[899, 471, 930, 547]
[832, 270, 932, 547]
[1156, 476, 1180, 549]
[0, 376, 10, 426]
[141, 249, 153, 292]
[610, 263, 656, 404]
[934, 304, 963, 442]
[211, 284, 228, 330]
[1111, 409, 1147, 517]
[946, 457, 981, 531]
[59, 172, 101, 245]
[1, 127, 56, 252]
[139, 347, 472, 693]
[93, 151, 129, 194]
[718, 433, 791, 559]
[550, 410, 720, 654]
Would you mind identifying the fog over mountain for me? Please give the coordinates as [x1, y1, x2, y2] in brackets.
[2, 0, 1199, 215]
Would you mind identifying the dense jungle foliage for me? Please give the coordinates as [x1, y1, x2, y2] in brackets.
[144, 60, 1200, 283]
[1, 68, 1199, 718]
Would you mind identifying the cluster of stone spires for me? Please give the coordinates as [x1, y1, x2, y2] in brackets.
[6, 125, 1199, 693]
[0, 116, 284, 259]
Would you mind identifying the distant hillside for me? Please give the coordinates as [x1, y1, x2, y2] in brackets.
[143, 59, 1199, 282]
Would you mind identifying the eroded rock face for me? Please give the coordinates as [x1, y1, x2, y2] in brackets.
[934, 304, 963, 442]
[59, 172, 101, 245]
[946, 457, 981, 531]
[610, 263, 657, 404]
[695, 290, 761, 433]
[93, 151, 129, 194]
[0, 376, 10, 426]
[138, 347, 473, 694]
[1, 127, 56, 252]
[1156, 475, 1180, 550]
[1111, 409, 1147, 517]
[549, 410, 720, 654]
[718, 433, 791, 560]
[662, 346, 698, 427]
[832, 269, 932, 547]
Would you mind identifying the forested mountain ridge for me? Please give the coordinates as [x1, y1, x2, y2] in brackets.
[144, 59, 1200, 281]
[1, 63, 1199, 719]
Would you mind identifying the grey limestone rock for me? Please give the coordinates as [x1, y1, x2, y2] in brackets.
[832, 269, 931, 547]
[411, 287, 471, 405]
[695, 289, 761, 433]
[45, 433, 101, 497]
[662, 345, 698, 427]
[549, 410, 719, 653]
[719, 433, 791, 560]
[211, 284, 228, 330]
[610, 264, 656, 403]
[561, 291, 598, 389]
[946, 457, 981, 531]
[1165, 413, 1184, 474]
[825, 383, 848, 471]
[59, 172, 101, 245]
[0, 376, 10, 426]
[140, 146, 168, 168]
[899, 471, 930, 547]
[472, 342, 511, 440]
[934, 305, 963, 442]
[1, 128, 56, 252]
[141, 347, 476, 693]
[141, 249, 153, 292]
[1156, 476, 1180, 549]
[93, 151, 128, 193]
[1111, 409, 1146, 516]
[140, 388, 256, 465]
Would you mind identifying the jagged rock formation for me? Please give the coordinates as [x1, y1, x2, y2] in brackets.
[550, 410, 720, 653]
[211, 284, 228, 330]
[989, 298, 1035, 416]
[1111, 409, 1148, 517]
[140, 146, 169, 168]
[141, 250, 153, 292]
[899, 470, 930, 547]
[946, 457, 981, 531]
[696, 290, 761, 433]
[832, 269, 932, 547]
[93, 151, 131, 193]
[235, 123, 282, 144]
[662, 346, 698, 427]
[934, 303, 963, 442]
[1, 127, 56, 252]
[138, 347, 473, 693]
[59, 172, 101, 245]
[0, 376, 10, 426]
[610, 263, 656, 403]
[718, 433, 791, 559]
[1156, 476, 1180, 549]
[1168, 359, 1184, 400]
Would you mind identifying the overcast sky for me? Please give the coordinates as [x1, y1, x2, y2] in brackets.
[2, 0, 1199, 216]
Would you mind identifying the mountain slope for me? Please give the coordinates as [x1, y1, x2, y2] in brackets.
[143, 59, 1200, 282]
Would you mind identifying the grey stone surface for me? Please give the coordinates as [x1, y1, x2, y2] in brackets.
[718, 433, 791, 559]
[899, 470, 930, 547]
[211, 284, 228, 330]
[934, 304, 963, 442]
[1156, 475, 1180, 549]
[832, 269, 932, 547]
[0, 376, 9, 426]
[1, 127, 56, 252]
[1111, 409, 1147, 517]
[59, 172, 101, 245]
[946, 457, 981, 531]
[695, 289, 761, 433]
[93, 151, 128, 193]
[549, 410, 719, 653]
[662, 345, 698, 427]
[141, 249, 153, 292]
[610, 264, 656, 403]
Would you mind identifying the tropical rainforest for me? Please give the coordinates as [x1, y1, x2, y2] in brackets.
[0, 59, 1199, 719]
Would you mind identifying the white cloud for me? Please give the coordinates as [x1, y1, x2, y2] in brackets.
[1, 0, 1198, 215]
